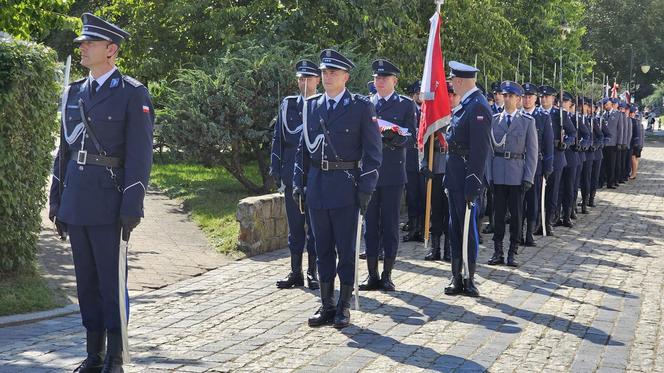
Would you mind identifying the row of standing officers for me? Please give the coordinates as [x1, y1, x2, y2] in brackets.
[271, 49, 646, 330]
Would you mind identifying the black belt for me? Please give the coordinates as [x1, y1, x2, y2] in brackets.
[71, 151, 123, 168]
[311, 160, 359, 171]
[494, 151, 525, 160]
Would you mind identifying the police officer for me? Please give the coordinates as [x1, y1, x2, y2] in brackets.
[602, 98, 620, 189]
[520, 83, 553, 246]
[48, 13, 153, 372]
[421, 82, 456, 262]
[539, 85, 576, 236]
[614, 100, 626, 185]
[588, 100, 606, 206]
[360, 59, 416, 292]
[443, 61, 492, 297]
[490, 82, 505, 114]
[579, 98, 597, 213]
[622, 103, 633, 182]
[486, 81, 538, 267]
[403, 81, 426, 243]
[271, 60, 321, 291]
[558, 91, 581, 227]
[569, 97, 591, 219]
[630, 105, 644, 179]
[294, 49, 382, 328]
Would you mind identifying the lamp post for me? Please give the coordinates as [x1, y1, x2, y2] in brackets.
[629, 44, 634, 94]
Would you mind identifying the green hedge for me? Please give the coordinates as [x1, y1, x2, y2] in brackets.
[0, 35, 60, 273]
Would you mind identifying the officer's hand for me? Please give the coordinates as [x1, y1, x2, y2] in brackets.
[521, 181, 533, 193]
[54, 218, 67, 241]
[292, 187, 305, 207]
[419, 167, 435, 180]
[357, 192, 372, 216]
[120, 215, 141, 241]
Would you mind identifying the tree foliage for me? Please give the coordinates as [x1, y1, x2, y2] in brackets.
[0, 0, 78, 41]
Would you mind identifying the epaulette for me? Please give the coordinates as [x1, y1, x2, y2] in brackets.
[284, 95, 299, 101]
[122, 75, 143, 87]
[69, 77, 86, 86]
[522, 112, 534, 119]
[353, 93, 371, 103]
[399, 94, 413, 102]
[493, 113, 501, 118]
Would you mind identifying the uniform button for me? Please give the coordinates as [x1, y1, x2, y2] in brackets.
[85, 134, 89, 138]
[108, 116, 112, 120]
[68, 116, 72, 120]
[87, 117, 91, 121]
[326, 131, 330, 134]
[345, 129, 349, 133]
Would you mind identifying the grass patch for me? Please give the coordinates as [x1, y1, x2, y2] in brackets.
[150, 153, 263, 255]
[0, 268, 60, 317]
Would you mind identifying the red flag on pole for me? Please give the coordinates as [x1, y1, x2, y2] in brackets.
[611, 82, 619, 98]
[417, 9, 451, 152]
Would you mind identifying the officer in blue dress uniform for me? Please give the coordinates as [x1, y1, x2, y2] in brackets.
[359, 59, 416, 292]
[520, 83, 553, 246]
[568, 97, 591, 220]
[539, 85, 576, 236]
[588, 100, 606, 206]
[578, 97, 595, 214]
[271, 60, 321, 291]
[48, 13, 154, 373]
[422, 82, 456, 262]
[622, 102, 633, 182]
[293, 49, 382, 328]
[403, 80, 426, 243]
[485, 81, 538, 267]
[602, 98, 620, 189]
[443, 61, 492, 297]
[490, 82, 505, 114]
[614, 100, 626, 185]
[482, 82, 504, 236]
[558, 91, 582, 227]
[630, 105, 644, 179]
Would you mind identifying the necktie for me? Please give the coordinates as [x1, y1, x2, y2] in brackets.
[91, 80, 99, 96]
[506, 114, 512, 127]
[377, 98, 386, 111]
[328, 99, 335, 114]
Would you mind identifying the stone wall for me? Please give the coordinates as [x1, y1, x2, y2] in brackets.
[236, 193, 289, 256]
[236, 191, 408, 256]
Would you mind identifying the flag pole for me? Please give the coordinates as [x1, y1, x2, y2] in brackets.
[424, 0, 445, 252]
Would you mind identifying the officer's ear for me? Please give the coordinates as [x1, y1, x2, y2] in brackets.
[106, 42, 120, 59]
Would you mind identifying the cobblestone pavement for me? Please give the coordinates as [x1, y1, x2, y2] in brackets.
[37, 188, 229, 302]
[3, 141, 664, 372]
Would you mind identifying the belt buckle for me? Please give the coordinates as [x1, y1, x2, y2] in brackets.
[503, 151, 511, 159]
[77, 150, 88, 165]
[321, 160, 329, 171]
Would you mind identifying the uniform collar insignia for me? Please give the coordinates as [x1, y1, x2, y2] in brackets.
[109, 78, 119, 88]
[343, 97, 350, 106]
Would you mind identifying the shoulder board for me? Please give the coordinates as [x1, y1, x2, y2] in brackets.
[353, 94, 371, 103]
[399, 94, 413, 102]
[493, 113, 501, 118]
[122, 75, 143, 88]
[69, 77, 87, 86]
[284, 95, 299, 101]
[522, 112, 533, 119]
[305, 93, 323, 101]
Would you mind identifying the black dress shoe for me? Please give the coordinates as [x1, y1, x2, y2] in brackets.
[506, 245, 519, 267]
[562, 219, 574, 228]
[444, 258, 464, 296]
[462, 263, 480, 297]
[424, 235, 441, 261]
[101, 333, 124, 373]
[359, 252, 367, 260]
[487, 242, 504, 265]
[379, 257, 396, 291]
[276, 272, 304, 289]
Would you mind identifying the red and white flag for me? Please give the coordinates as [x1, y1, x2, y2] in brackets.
[417, 9, 451, 152]
[611, 82, 619, 98]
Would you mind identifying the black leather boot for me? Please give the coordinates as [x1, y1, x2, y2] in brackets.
[359, 256, 381, 291]
[276, 253, 304, 289]
[333, 285, 354, 329]
[570, 207, 578, 220]
[562, 209, 574, 228]
[545, 213, 555, 236]
[463, 262, 480, 297]
[506, 243, 519, 267]
[487, 241, 504, 265]
[424, 235, 441, 261]
[308, 282, 336, 326]
[415, 216, 424, 242]
[306, 252, 319, 290]
[442, 235, 451, 262]
[101, 333, 123, 373]
[524, 221, 536, 247]
[581, 197, 589, 214]
[380, 257, 396, 291]
[444, 256, 464, 296]
[588, 191, 596, 207]
[74, 330, 105, 373]
[402, 217, 419, 242]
